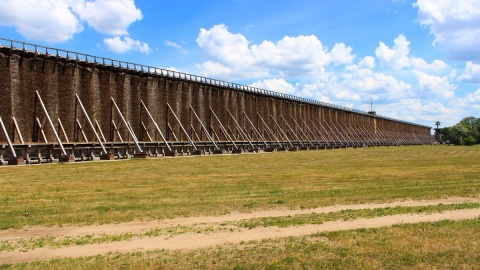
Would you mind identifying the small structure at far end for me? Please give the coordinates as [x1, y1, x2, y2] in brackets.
[433, 121, 441, 143]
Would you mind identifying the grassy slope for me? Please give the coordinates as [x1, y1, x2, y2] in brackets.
[1, 145, 479, 229]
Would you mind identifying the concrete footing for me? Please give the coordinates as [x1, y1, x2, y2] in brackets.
[191, 149, 205, 155]
[100, 153, 115, 160]
[232, 148, 242, 154]
[164, 150, 178, 157]
[8, 156, 25, 165]
[133, 152, 149, 158]
[61, 154, 75, 163]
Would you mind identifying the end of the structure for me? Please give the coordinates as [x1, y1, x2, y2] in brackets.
[433, 120, 441, 142]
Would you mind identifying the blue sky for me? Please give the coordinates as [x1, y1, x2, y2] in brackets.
[1, 0, 479, 128]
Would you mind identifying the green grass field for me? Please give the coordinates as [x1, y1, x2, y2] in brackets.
[1, 145, 479, 269]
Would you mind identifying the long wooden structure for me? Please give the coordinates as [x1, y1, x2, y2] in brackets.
[0, 38, 435, 165]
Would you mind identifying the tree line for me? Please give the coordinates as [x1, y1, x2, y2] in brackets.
[440, 116, 480, 145]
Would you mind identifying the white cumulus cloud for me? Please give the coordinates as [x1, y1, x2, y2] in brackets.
[410, 58, 450, 71]
[342, 59, 413, 100]
[375, 34, 451, 72]
[450, 88, 480, 111]
[414, 71, 457, 99]
[194, 24, 466, 127]
[103, 36, 150, 54]
[0, 0, 147, 54]
[377, 99, 456, 125]
[66, 0, 142, 36]
[375, 34, 411, 70]
[415, 0, 480, 61]
[458, 61, 480, 83]
[196, 24, 354, 79]
[330, 43, 355, 65]
[251, 35, 331, 76]
[196, 24, 253, 66]
[358, 56, 376, 69]
[250, 78, 297, 95]
[0, 0, 83, 42]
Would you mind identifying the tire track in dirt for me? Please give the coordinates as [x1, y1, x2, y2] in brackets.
[1, 198, 479, 264]
[1, 197, 479, 241]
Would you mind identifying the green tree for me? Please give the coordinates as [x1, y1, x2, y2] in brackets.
[460, 116, 476, 130]
[440, 126, 454, 144]
[464, 135, 476, 146]
[440, 117, 479, 145]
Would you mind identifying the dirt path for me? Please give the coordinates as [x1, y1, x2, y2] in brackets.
[1, 197, 479, 264]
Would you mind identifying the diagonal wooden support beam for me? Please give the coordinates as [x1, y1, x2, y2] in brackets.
[166, 123, 179, 142]
[291, 117, 314, 147]
[95, 119, 107, 143]
[167, 103, 197, 151]
[140, 100, 171, 152]
[300, 117, 322, 146]
[36, 117, 48, 143]
[111, 97, 142, 153]
[190, 105, 219, 150]
[309, 119, 330, 146]
[344, 123, 362, 146]
[280, 116, 304, 148]
[307, 118, 329, 146]
[243, 112, 268, 148]
[333, 122, 350, 146]
[111, 120, 124, 142]
[270, 115, 294, 148]
[350, 124, 367, 145]
[320, 121, 343, 146]
[190, 124, 202, 142]
[12, 117, 24, 144]
[227, 126, 238, 141]
[337, 123, 358, 146]
[227, 110, 254, 149]
[35, 91, 67, 156]
[75, 94, 106, 154]
[0, 116, 17, 158]
[57, 118, 70, 143]
[76, 119, 89, 143]
[359, 125, 377, 146]
[141, 122, 153, 142]
[258, 113, 282, 148]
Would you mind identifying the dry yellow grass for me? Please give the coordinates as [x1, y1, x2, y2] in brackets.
[1, 145, 479, 229]
[1, 145, 480, 269]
